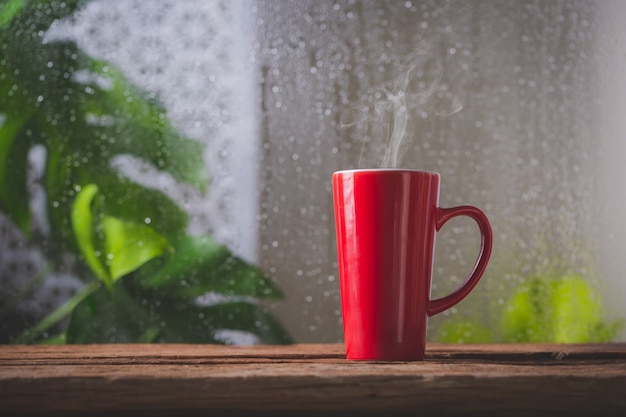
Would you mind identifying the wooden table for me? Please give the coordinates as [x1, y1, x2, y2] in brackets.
[1, 343, 625, 416]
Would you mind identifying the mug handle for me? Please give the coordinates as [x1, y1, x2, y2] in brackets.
[427, 206, 493, 316]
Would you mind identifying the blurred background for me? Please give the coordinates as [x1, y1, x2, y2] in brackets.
[1, 0, 625, 344]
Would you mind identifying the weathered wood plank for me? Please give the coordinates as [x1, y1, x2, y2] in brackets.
[3, 342, 624, 361]
[1, 344, 625, 416]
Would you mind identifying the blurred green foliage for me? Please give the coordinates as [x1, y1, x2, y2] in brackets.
[436, 274, 622, 344]
[0, 0, 291, 344]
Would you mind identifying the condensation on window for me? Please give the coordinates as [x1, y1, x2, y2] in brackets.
[253, 0, 626, 343]
[1, 0, 625, 344]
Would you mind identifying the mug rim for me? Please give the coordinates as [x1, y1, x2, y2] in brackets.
[333, 168, 440, 176]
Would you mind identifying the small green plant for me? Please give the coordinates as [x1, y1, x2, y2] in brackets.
[1, 0, 291, 344]
[499, 274, 621, 343]
[435, 274, 622, 344]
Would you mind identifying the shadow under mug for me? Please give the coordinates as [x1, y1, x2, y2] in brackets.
[332, 169, 493, 361]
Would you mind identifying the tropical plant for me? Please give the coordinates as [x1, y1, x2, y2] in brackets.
[0, 0, 291, 344]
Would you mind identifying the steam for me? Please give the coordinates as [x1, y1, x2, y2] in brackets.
[379, 68, 412, 168]
[341, 65, 464, 168]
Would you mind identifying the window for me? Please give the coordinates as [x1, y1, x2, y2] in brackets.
[1, 0, 624, 344]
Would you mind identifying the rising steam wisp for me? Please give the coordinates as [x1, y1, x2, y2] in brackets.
[341, 65, 464, 168]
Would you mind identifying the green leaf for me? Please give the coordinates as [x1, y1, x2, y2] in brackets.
[66, 284, 161, 344]
[82, 60, 206, 191]
[136, 235, 284, 300]
[15, 280, 99, 344]
[0, 70, 37, 233]
[0, 0, 25, 31]
[102, 216, 172, 282]
[96, 175, 189, 242]
[71, 184, 110, 286]
[0, 111, 33, 232]
[1, 1, 87, 41]
[71, 184, 174, 285]
[44, 148, 190, 254]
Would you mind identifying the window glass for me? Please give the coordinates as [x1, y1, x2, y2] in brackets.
[254, 0, 626, 343]
[1, 0, 624, 344]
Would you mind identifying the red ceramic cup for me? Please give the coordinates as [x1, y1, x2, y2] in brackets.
[333, 169, 493, 361]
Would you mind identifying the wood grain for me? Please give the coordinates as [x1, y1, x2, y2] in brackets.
[1, 343, 625, 416]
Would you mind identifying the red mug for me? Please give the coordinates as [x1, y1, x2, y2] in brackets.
[333, 169, 493, 361]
